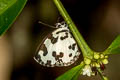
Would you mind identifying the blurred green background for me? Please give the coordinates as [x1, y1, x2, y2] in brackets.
[0, 0, 120, 80]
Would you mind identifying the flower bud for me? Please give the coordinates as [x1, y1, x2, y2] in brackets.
[95, 63, 100, 67]
[102, 59, 108, 64]
[84, 58, 91, 65]
[94, 53, 100, 59]
[100, 54, 104, 59]
[105, 55, 108, 58]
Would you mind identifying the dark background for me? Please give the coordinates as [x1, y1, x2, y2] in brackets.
[0, 0, 120, 80]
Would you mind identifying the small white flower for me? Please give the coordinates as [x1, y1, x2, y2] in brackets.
[82, 65, 92, 76]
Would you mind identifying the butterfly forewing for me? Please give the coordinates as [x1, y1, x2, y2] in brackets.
[34, 22, 81, 67]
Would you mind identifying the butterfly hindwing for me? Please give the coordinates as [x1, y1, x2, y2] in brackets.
[34, 22, 81, 67]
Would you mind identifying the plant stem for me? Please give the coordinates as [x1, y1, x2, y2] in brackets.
[97, 68, 109, 80]
[53, 0, 93, 59]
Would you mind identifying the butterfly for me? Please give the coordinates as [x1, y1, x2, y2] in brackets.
[34, 21, 81, 67]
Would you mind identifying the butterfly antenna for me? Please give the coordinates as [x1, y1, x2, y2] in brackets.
[38, 21, 56, 28]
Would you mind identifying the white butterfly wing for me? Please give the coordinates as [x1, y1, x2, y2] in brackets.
[34, 27, 81, 67]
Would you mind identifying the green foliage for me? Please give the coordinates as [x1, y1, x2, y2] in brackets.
[104, 35, 120, 55]
[71, 71, 81, 80]
[0, 0, 27, 36]
[56, 62, 85, 80]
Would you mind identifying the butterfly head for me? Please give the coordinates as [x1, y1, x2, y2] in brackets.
[55, 21, 68, 28]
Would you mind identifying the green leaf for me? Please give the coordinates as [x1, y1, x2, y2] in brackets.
[0, 0, 27, 36]
[104, 35, 120, 55]
[56, 62, 85, 80]
[71, 71, 80, 80]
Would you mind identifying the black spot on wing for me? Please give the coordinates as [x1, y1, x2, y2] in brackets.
[51, 36, 58, 44]
[72, 43, 76, 50]
[34, 53, 41, 62]
[40, 44, 48, 56]
[45, 31, 59, 44]
[52, 51, 64, 63]
[56, 30, 68, 34]
[60, 32, 68, 40]
[59, 52, 64, 57]
[68, 45, 72, 49]
[68, 43, 77, 50]
[73, 55, 79, 60]
[41, 61, 44, 65]
[69, 53, 72, 57]
[52, 51, 56, 57]
[45, 60, 52, 66]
